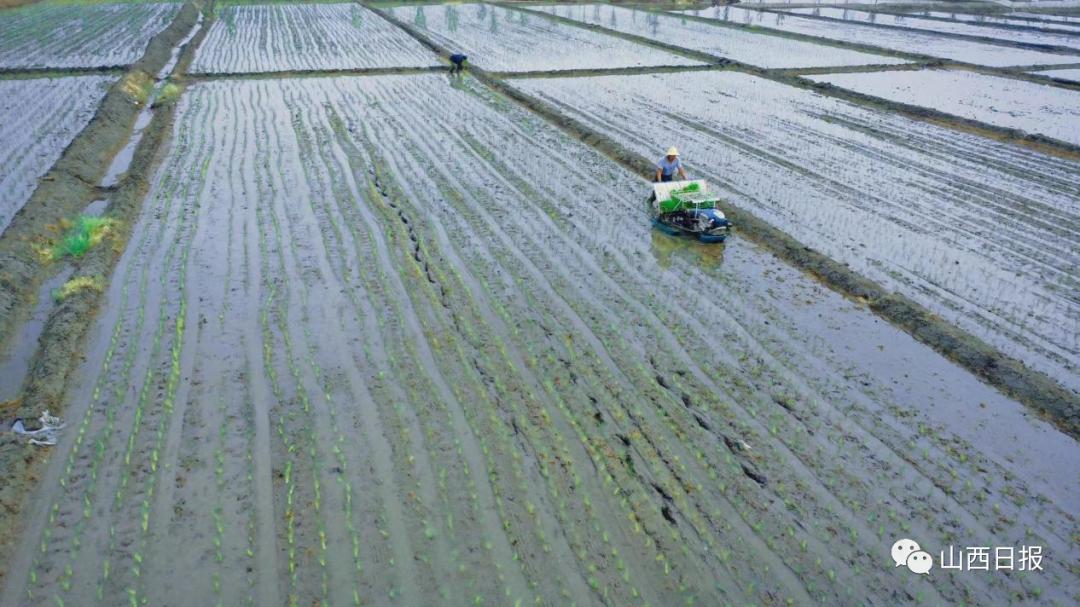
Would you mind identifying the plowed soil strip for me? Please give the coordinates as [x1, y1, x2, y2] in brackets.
[2, 73, 1076, 607]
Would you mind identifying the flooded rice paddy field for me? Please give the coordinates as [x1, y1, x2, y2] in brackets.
[0, 1, 180, 69]
[4, 71, 1077, 607]
[1011, 11, 1080, 26]
[780, 6, 1080, 50]
[189, 4, 438, 74]
[398, 3, 701, 72]
[0, 76, 114, 232]
[677, 5, 1080, 66]
[907, 9, 1080, 30]
[809, 68, 1080, 145]
[0, 1, 1078, 606]
[528, 3, 908, 69]
[511, 70, 1080, 392]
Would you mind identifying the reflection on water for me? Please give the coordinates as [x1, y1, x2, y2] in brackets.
[650, 228, 727, 272]
[414, 6, 426, 28]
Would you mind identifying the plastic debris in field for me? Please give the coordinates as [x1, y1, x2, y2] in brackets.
[10, 410, 65, 447]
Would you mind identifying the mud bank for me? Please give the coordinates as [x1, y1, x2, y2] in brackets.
[0, 0, 205, 590]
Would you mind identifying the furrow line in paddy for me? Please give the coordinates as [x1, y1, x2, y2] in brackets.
[347, 69, 1071, 600]
[284, 88, 385, 607]
[494, 75, 1079, 426]
[303, 121, 450, 606]
[453, 96, 1071, 591]
[281, 84, 428, 606]
[358, 76, 924, 604]
[253, 81, 338, 606]
[99, 90, 213, 607]
[352, 96, 689, 605]
[380, 99, 794, 600]
[314, 90, 537, 606]
[300, 90, 491, 605]
[233, 81, 281, 607]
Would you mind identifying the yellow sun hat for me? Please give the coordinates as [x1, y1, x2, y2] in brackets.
[666, 147, 679, 156]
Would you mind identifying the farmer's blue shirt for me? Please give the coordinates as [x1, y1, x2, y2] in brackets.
[657, 156, 682, 176]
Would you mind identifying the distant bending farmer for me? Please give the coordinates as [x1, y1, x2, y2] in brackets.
[449, 53, 468, 74]
[655, 147, 688, 182]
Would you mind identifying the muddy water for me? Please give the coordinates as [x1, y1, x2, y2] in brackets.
[397, 3, 701, 72]
[810, 68, 1080, 146]
[678, 5, 1080, 66]
[512, 70, 1080, 394]
[0, 269, 71, 403]
[529, 3, 909, 69]
[2, 73, 1076, 607]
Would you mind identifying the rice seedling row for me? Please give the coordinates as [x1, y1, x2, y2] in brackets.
[18, 85, 212, 606]
[780, 6, 1080, 51]
[343, 75, 1071, 604]
[296, 102, 551, 605]
[4, 72, 1076, 607]
[527, 3, 909, 69]
[188, 3, 438, 74]
[0, 76, 114, 234]
[676, 5, 1080, 66]
[0, 2, 181, 69]
[510, 70, 1080, 393]
[392, 3, 701, 72]
[809, 68, 1080, 145]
